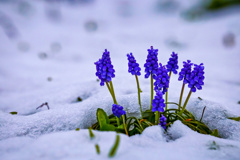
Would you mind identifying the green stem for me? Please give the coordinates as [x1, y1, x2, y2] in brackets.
[165, 71, 172, 110]
[116, 117, 120, 126]
[180, 90, 192, 115]
[122, 115, 129, 136]
[106, 82, 115, 103]
[135, 74, 143, 119]
[179, 83, 185, 110]
[155, 111, 159, 125]
[106, 81, 120, 127]
[150, 74, 154, 110]
[109, 81, 117, 104]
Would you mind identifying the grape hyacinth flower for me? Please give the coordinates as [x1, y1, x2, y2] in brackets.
[127, 53, 141, 76]
[188, 63, 205, 92]
[152, 91, 165, 112]
[154, 63, 170, 94]
[94, 49, 115, 86]
[152, 91, 165, 124]
[144, 46, 159, 110]
[180, 63, 205, 114]
[144, 46, 158, 78]
[178, 60, 193, 84]
[166, 52, 179, 74]
[127, 53, 143, 118]
[178, 60, 193, 108]
[159, 115, 167, 130]
[112, 104, 126, 118]
[165, 52, 178, 110]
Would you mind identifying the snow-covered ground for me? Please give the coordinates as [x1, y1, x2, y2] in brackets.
[0, 0, 240, 159]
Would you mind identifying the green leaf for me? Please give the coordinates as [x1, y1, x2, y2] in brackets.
[211, 129, 219, 137]
[108, 135, 120, 157]
[75, 128, 80, 131]
[9, 111, 18, 115]
[101, 124, 116, 131]
[95, 144, 100, 154]
[228, 116, 240, 121]
[88, 128, 95, 139]
[96, 108, 110, 130]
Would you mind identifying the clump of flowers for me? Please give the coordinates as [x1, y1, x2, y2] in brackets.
[92, 47, 212, 137]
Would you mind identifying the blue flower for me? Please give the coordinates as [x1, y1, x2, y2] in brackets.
[152, 91, 165, 112]
[188, 63, 205, 92]
[127, 53, 141, 76]
[166, 52, 178, 74]
[112, 104, 126, 118]
[178, 60, 193, 84]
[144, 46, 158, 78]
[159, 115, 167, 130]
[94, 49, 115, 86]
[154, 63, 170, 94]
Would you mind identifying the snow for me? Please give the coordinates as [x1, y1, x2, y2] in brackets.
[0, 0, 240, 159]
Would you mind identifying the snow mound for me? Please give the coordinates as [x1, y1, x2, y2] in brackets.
[1, 121, 240, 160]
[1, 94, 240, 142]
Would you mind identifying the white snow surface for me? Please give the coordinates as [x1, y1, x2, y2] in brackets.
[0, 0, 240, 159]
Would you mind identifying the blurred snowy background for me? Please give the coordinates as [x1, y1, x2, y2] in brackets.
[0, 0, 239, 113]
[0, 0, 240, 159]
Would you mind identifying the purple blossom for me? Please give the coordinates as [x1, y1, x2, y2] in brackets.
[127, 53, 141, 76]
[94, 49, 115, 86]
[159, 115, 167, 129]
[112, 104, 126, 118]
[144, 46, 158, 78]
[152, 91, 165, 112]
[188, 63, 205, 92]
[166, 52, 179, 74]
[154, 63, 170, 94]
[178, 60, 193, 84]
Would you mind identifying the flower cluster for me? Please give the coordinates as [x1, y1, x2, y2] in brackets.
[127, 53, 141, 76]
[144, 46, 158, 78]
[94, 49, 115, 86]
[154, 63, 169, 94]
[188, 63, 205, 92]
[166, 52, 178, 74]
[159, 115, 167, 129]
[112, 104, 126, 118]
[178, 60, 193, 84]
[152, 91, 165, 112]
